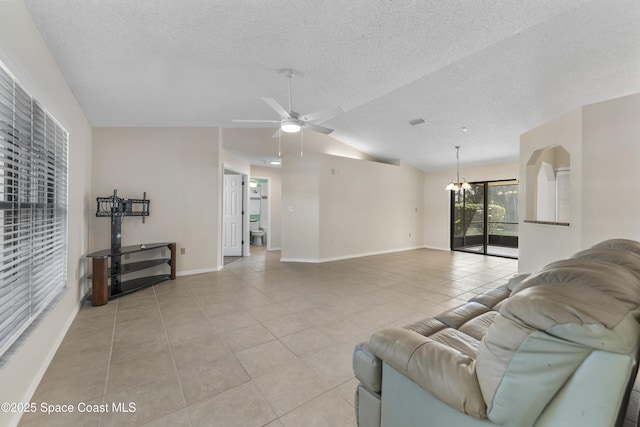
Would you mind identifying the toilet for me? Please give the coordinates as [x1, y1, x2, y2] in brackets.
[250, 221, 265, 246]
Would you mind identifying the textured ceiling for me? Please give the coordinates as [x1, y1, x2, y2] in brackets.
[23, 0, 640, 170]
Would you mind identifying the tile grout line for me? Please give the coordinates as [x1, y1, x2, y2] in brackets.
[192, 286, 283, 425]
[272, 376, 358, 423]
[153, 285, 193, 427]
[98, 300, 119, 427]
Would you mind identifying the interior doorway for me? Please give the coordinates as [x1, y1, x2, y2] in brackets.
[248, 176, 270, 250]
[223, 170, 244, 258]
[450, 179, 519, 258]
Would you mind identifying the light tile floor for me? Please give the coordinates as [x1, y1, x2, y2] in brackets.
[17, 247, 640, 426]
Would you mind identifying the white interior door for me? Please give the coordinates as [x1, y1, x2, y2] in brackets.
[223, 174, 243, 256]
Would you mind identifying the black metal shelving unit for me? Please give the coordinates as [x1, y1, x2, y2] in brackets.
[87, 190, 176, 305]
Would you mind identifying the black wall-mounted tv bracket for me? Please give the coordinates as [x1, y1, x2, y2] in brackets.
[95, 189, 149, 295]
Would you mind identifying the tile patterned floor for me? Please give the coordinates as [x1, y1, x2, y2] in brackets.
[17, 247, 639, 426]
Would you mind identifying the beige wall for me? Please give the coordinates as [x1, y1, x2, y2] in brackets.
[282, 152, 424, 262]
[0, 2, 93, 426]
[519, 108, 583, 273]
[223, 127, 380, 258]
[222, 147, 251, 173]
[518, 94, 640, 273]
[250, 166, 282, 250]
[582, 94, 640, 246]
[92, 128, 221, 274]
[281, 153, 322, 260]
[423, 162, 519, 251]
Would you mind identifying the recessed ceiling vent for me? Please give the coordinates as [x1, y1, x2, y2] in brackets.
[408, 118, 425, 126]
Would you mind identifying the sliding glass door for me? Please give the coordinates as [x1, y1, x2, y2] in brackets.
[450, 180, 518, 258]
[451, 183, 485, 253]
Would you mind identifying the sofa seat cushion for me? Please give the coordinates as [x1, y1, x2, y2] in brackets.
[363, 293, 507, 419]
[429, 328, 480, 358]
[434, 302, 491, 329]
[404, 317, 447, 337]
[469, 286, 510, 308]
[459, 311, 499, 341]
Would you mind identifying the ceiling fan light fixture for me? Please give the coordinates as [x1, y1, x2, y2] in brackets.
[281, 119, 301, 133]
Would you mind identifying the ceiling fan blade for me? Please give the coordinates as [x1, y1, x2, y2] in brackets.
[301, 106, 343, 124]
[262, 97, 291, 119]
[232, 119, 280, 123]
[303, 122, 334, 135]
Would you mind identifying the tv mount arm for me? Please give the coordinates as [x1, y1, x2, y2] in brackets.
[95, 189, 150, 295]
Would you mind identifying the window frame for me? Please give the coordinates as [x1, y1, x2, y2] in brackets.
[0, 61, 69, 360]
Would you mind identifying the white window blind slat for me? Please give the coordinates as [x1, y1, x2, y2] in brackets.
[0, 61, 68, 360]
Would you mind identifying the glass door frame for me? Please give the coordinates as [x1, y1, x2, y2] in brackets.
[450, 179, 518, 259]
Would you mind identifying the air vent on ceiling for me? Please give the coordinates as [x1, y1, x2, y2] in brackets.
[408, 118, 425, 126]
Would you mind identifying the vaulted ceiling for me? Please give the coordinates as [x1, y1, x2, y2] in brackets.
[24, 0, 640, 170]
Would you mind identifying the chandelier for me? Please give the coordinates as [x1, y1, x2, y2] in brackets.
[445, 146, 472, 191]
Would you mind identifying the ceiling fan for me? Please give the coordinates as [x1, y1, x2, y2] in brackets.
[233, 69, 343, 135]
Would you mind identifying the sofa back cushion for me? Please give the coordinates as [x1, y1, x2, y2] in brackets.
[593, 238, 640, 255]
[572, 246, 640, 279]
[476, 259, 640, 425]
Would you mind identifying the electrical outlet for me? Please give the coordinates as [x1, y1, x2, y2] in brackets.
[180, 247, 186, 255]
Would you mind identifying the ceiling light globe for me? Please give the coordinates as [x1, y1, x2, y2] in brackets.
[281, 120, 301, 133]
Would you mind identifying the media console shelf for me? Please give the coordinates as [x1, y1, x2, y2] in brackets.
[89, 189, 176, 306]
[87, 242, 176, 306]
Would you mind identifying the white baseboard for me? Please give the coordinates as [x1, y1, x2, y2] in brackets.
[281, 246, 425, 264]
[176, 266, 221, 276]
[280, 257, 322, 263]
[422, 245, 451, 252]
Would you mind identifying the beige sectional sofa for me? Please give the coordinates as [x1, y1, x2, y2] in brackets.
[353, 239, 640, 427]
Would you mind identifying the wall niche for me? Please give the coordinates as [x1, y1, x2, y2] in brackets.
[525, 145, 570, 226]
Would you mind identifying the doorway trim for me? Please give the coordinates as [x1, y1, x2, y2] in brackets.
[222, 166, 250, 263]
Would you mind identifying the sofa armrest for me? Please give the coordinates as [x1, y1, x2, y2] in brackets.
[353, 341, 382, 393]
[369, 328, 487, 418]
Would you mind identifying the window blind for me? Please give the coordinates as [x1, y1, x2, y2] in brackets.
[0, 62, 68, 359]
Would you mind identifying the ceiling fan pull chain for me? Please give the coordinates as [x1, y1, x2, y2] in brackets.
[278, 130, 282, 157]
[300, 128, 304, 157]
[288, 74, 293, 112]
